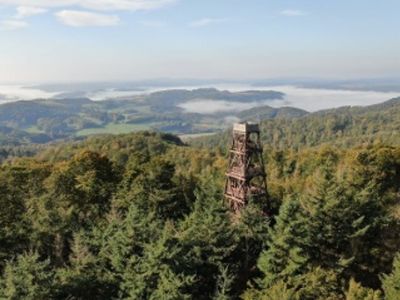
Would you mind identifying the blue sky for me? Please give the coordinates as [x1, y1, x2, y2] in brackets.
[0, 0, 399, 83]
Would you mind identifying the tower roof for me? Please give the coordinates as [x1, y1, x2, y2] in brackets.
[233, 122, 260, 133]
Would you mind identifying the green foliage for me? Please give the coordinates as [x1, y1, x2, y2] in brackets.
[44, 150, 117, 219]
[0, 130, 399, 299]
[243, 280, 295, 300]
[193, 98, 400, 150]
[346, 279, 382, 300]
[114, 156, 191, 219]
[257, 197, 309, 288]
[0, 161, 51, 267]
[382, 254, 400, 300]
[120, 223, 193, 299]
[255, 150, 400, 298]
[54, 232, 118, 299]
[25, 150, 117, 264]
[236, 105, 308, 122]
[214, 266, 235, 300]
[286, 268, 342, 300]
[0, 252, 54, 300]
[0, 89, 287, 145]
[245, 268, 342, 300]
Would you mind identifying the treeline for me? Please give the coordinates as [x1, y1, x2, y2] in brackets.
[0, 131, 400, 299]
[0, 89, 288, 145]
[192, 97, 400, 150]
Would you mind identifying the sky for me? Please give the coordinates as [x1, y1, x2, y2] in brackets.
[0, 0, 399, 83]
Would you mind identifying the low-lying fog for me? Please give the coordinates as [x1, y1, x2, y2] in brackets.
[0, 84, 399, 113]
[177, 85, 400, 113]
[0, 85, 59, 103]
[263, 85, 400, 112]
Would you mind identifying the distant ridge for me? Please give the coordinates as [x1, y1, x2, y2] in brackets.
[236, 105, 308, 121]
[0, 88, 285, 145]
[191, 97, 400, 149]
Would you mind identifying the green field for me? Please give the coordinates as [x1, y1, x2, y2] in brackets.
[76, 123, 152, 136]
[179, 132, 218, 141]
[25, 126, 45, 134]
[0, 89, 299, 145]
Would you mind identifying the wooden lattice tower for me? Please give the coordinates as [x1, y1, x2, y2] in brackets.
[224, 122, 268, 213]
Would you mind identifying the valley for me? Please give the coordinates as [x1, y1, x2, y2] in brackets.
[0, 88, 294, 145]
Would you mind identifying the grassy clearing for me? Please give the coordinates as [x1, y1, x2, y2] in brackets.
[25, 126, 45, 134]
[179, 132, 218, 141]
[76, 123, 152, 136]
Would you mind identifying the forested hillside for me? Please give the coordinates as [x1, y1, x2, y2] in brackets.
[0, 88, 288, 145]
[192, 97, 400, 150]
[0, 128, 400, 299]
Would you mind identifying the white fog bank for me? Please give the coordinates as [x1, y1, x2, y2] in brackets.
[177, 85, 400, 114]
[0, 85, 60, 103]
[0, 84, 399, 114]
[262, 85, 400, 112]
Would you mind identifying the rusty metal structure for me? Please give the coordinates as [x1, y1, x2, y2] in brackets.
[224, 122, 268, 213]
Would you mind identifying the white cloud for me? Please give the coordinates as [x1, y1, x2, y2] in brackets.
[190, 18, 227, 28]
[15, 6, 47, 18]
[0, 0, 177, 11]
[55, 10, 120, 27]
[0, 6, 43, 31]
[0, 1, 176, 29]
[0, 19, 27, 30]
[280, 10, 307, 17]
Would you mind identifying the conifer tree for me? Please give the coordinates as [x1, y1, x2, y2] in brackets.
[232, 201, 270, 290]
[382, 254, 400, 300]
[213, 266, 235, 300]
[257, 195, 309, 288]
[121, 223, 193, 299]
[98, 203, 162, 280]
[346, 279, 382, 300]
[115, 156, 190, 220]
[257, 162, 391, 295]
[0, 162, 50, 267]
[0, 252, 54, 300]
[175, 186, 237, 298]
[55, 232, 117, 299]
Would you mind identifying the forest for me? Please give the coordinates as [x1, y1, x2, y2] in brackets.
[193, 97, 400, 150]
[0, 88, 287, 145]
[0, 99, 400, 299]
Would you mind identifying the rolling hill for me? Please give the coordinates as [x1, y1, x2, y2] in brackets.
[0, 88, 295, 145]
[191, 97, 400, 150]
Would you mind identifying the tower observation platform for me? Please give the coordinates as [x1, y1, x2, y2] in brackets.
[224, 122, 268, 213]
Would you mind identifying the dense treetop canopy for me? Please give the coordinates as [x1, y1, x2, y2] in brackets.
[0, 104, 400, 299]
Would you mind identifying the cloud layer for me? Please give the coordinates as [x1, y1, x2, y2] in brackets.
[0, 0, 177, 29]
[0, 0, 177, 11]
[56, 10, 120, 27]
[15, 6, 47, 18]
